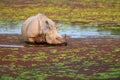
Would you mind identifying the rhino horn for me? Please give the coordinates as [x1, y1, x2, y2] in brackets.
[63, 34, 67, 40]
[63, 34, 67, 46]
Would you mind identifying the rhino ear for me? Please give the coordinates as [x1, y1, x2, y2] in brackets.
[56, 24, 62, 29]
[45, 20, 52, 30]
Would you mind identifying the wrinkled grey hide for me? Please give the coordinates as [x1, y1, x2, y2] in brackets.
[22, 13, 67, 44]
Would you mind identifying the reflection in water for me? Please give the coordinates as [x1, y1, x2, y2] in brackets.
[0, 21, 23, 34]
[58, 23, 120, 38]
[0, 21, 120, 38]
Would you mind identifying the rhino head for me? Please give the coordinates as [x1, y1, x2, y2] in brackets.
[45, 22, 67, 45]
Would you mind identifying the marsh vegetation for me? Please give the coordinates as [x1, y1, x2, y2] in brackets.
[0, 0, 120, 80]
[0, 0, 120, 26]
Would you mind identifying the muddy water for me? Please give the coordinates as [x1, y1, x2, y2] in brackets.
[0, 21, 120, 38]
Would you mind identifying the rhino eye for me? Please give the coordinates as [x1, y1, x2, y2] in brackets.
[45, 20, 53, 30]
[56, 37, 61, 40]
[45, 20, 49, 25]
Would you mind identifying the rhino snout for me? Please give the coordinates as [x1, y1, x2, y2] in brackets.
[56, 35, 67, 45]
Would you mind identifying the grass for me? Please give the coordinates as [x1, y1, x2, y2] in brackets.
[0, 0, 120, 80]
[91, 68, 120, 79]
[0, 45, 120, 80]
[0, 0, 120, 26]
[1, 70, 48, 80]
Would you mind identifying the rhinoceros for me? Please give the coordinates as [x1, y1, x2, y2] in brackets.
[22, 13, 67, 45]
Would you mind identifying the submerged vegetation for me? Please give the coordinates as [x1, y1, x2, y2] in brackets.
[0, 0, 120, 26]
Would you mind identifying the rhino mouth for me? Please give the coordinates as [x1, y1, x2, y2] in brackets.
[57, 42, 67, 46]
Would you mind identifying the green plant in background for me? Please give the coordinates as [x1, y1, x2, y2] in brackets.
[0, 0, 120, 26]
[32, 51, 48, 61]
[50, 49, 57, 54]
[0, 70, 48, 80]
[114, 47, 120, 52]
[91, 68, 120, 79]
[82, 61, 98, 67]
[1, 75, 14, 80]
[2, 54, 18, 61]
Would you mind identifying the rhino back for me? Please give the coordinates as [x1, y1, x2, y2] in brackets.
[26, 16, 40, 37]
[22, 13, 56, 41]
[22, 16, 35, 39]
[37, 13, 55, 34]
